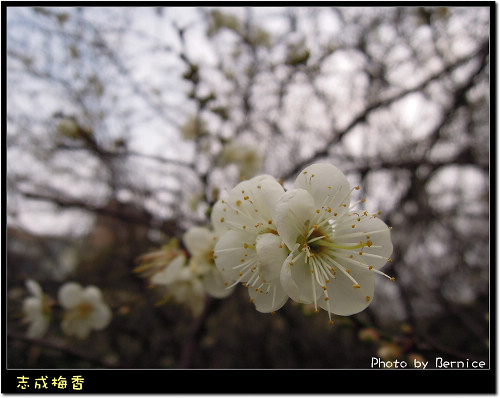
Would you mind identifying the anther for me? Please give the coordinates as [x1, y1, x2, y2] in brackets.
[353, 284, 361, 288]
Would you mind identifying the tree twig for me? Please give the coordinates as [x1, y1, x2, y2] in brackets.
[7, 331, 121, 368]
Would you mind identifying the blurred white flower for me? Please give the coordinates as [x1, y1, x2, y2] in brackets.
[58, 282, 112, 339]
[276, 163, 394, 323]
[213, 175, 289, 313]
[220, 142, 264, 179]
[22, 279, 51, 338]
[151, 254, 206, 316]
[183, 226, 235, 299]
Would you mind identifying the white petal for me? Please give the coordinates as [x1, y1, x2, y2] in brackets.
[62, 316, 91, 339]
[183, 226, 216, 256]
[26, 316, 50, 339]
[222, 175, 285, 229]
[335, 215, 393, 270]
[202, 268, 235, 298]
[320, 265, 375, 316]
[213, 229, 256, 282]
[280, 251, 314, 304]
[294, 163, 351, 210]
[210, 200, 231, 236]
[23, 297, 42, 318]
[275, 189, 315, 250]
[81, 286, 104, 305]
[25, 279, 43, 298]
[151, 255, 186, 285]
[91, 303, 112, 330]
[255, 233, 289, 283]
[58, 282, 83, 309]
[248, 283, 289, 313]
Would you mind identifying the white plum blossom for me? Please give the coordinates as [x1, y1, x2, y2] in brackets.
[151, 253, 206, 316]
[22, 279, 51, 338]
[213, 175, 290, 313]
[58, 282, 112, 339]
[275, 163, 394, 323]
[183, 225, 234, 299]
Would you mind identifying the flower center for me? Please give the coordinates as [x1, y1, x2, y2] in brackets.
[78, 302, 93, 319]
[307, 228, 332, 256]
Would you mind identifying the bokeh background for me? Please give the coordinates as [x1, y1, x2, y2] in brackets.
[6, 6, 490, 370]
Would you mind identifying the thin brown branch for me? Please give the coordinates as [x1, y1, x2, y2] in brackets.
[7, 331, 120, 368]
[281, 41, 489, 181]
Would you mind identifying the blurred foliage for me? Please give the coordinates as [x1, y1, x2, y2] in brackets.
[6, 6, 490, 369]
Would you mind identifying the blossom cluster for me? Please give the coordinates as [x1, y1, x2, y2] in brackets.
[22, 280, 112, 339]
[136, 163, 393, 324]
[135, 229, 234, 317]
[212, 163, 394, 323]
